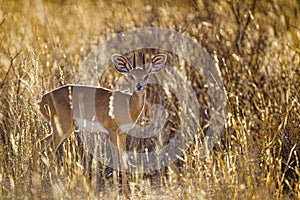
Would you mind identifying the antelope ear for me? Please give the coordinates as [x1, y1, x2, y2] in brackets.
[148, 54, 167, 74]
[112, 54, 133, 73]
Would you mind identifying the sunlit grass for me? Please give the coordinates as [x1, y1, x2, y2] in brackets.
[0, 0, 299, 199]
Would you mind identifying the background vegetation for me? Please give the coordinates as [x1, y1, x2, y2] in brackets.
[0, 0, 299, 199]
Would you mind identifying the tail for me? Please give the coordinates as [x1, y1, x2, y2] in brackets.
[36, 96, 53, 155]
[36, 96, 51, 121]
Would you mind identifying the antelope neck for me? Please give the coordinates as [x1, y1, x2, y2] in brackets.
[129, 90, 146, 121]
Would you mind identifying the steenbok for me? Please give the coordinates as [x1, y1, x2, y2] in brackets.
[38, 53, 167, 199]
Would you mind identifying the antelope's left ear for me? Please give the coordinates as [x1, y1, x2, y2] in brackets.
[148, 54, 167, 74]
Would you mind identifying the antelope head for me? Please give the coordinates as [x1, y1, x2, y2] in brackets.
[112, 53, 167, 93]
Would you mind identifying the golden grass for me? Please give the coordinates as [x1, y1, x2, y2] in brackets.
[0, 0, 299, 199]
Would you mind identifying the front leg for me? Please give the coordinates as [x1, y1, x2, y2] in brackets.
[117, 132, 130, 199]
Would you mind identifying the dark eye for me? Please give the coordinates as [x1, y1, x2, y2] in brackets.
[144, 75, 149, 81]
[128, 74, 135, 81]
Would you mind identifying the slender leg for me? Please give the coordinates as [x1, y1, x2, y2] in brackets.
[39, 134, 52, 151]
[117, 133, 129, 199]
[108, 131, 119, 192]
[40, 115, 74, 171]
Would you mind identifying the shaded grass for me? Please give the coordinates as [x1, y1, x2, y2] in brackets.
[0, 0, 299, 199]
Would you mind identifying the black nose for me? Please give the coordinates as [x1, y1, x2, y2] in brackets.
[135, 83, 144, 92]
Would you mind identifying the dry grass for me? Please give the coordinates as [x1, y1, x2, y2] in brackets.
[0, 0, 299, 199]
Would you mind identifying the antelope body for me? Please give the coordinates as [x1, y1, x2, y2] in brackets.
[39, 85, 145, 152]
[38, 53, 167, 199]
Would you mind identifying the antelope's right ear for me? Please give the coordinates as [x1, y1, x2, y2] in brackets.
[112, 54, 133, 73]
